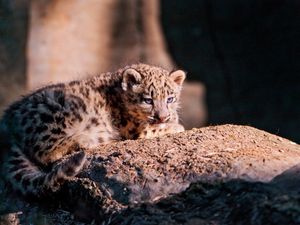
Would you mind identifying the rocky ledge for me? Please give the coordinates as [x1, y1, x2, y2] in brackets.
[1, 125, 300, 224]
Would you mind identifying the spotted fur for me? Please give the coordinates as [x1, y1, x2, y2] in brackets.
[0, 63, 186, 197]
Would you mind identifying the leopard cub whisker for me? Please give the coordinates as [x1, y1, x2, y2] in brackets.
[0, 63, 186, 197]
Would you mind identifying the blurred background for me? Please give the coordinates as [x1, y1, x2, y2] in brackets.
[0, 0, 299, 142]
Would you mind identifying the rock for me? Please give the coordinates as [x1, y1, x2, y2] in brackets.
[84, 125, 300, 197]
[270, 163, 300, 193]
[1, 124, 299, 224]
[179, 82, 207, 129]
[109, 179, 300, 225]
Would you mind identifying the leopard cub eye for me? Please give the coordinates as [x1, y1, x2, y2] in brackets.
[167, 97, 175, 103]
[143, 97, 153, 104]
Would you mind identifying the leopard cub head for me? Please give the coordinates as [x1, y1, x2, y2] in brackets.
[121, 64, 186, 124]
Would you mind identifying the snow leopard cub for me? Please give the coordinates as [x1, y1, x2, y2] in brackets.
[0, 63, 186, 197]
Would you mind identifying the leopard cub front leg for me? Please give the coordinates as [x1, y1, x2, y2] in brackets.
[139, 123, 185, 139]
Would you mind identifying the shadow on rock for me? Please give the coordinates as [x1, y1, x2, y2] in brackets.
[109, 178, 300, 225]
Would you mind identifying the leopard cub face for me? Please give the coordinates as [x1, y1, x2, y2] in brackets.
[121, 65, 186, 124]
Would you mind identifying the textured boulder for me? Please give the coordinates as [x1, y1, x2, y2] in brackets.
[83, 124, 299, 196]
[0, 125, 299, 224]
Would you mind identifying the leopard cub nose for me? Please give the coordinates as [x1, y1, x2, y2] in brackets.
[156, 114, 170, 123]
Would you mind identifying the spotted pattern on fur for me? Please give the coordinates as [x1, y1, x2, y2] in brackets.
[0, 63, 186, 197]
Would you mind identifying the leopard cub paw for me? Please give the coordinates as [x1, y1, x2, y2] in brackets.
[139, 123, 185, 139]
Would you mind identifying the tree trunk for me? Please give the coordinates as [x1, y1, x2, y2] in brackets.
[27, 0, 174, 89]
[27, 0, 115, 88]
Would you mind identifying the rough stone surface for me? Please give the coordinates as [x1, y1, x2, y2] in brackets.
[110, 180, 300, 225]
[0, 125, 299, 224]
[84, 125, 299, 191]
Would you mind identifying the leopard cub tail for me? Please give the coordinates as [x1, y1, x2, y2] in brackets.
[4, 146, 86, 197]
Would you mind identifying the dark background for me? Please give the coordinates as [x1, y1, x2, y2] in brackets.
[0, 0, 299, 143]
[161, 0, 300, 142]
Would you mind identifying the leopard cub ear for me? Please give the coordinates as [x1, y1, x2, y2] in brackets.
[169, 70, 186, 86]
[122, 68, 142, 91]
